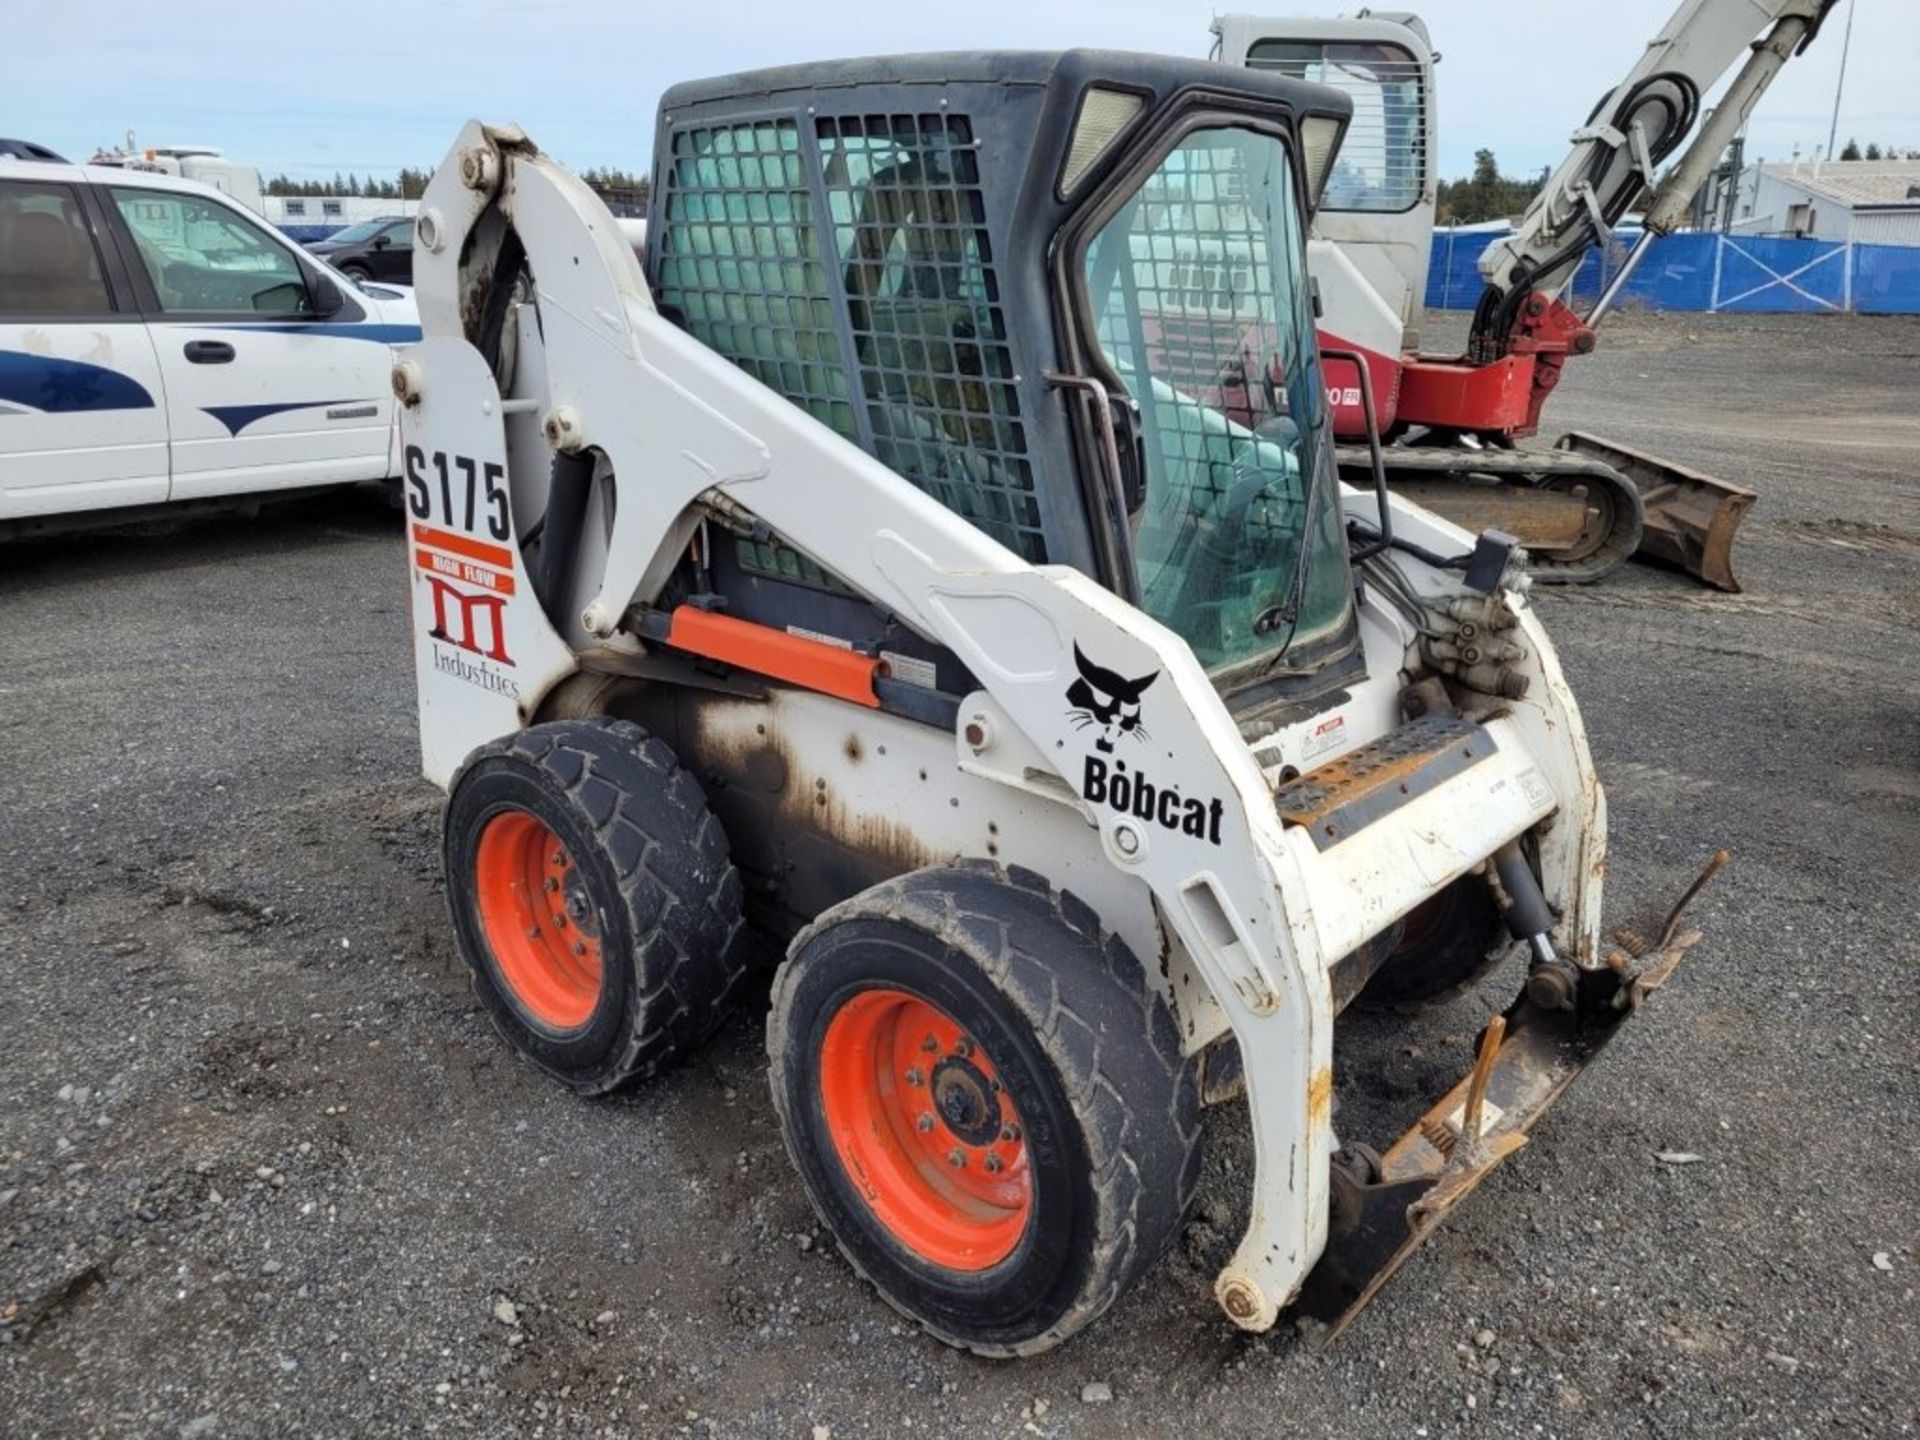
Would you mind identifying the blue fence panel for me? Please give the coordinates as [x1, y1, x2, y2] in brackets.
[1712, 236, 1847, 312]
[1425, 229, 1495, 310]
[1424, 228, 1920, 313]
[1424, 228, 1679, 307]
[1852, 242, 1920, 315]
[1626, 233, 1715, 309]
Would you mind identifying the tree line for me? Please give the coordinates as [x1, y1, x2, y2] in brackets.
[1436, 150, 1549, 224]
[262, 165, 652, 206]
[1837, 140, 1918, 161]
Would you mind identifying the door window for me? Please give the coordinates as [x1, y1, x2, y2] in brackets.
[380, 219, 413, 250]
[1079, 126, 1353, 672]
[0, 181, 114, 316]
[109, 187, 313, 316]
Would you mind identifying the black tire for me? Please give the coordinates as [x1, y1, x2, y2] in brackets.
[767, 861, 1201, 1356]
[340, 263, 372, 282]
[1359, 875, 1509, 1007]
[444, 717, 747, 1094]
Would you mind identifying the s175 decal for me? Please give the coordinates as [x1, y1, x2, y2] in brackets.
[404, 444, 508, 540]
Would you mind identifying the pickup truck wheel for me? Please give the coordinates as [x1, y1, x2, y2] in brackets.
[767, 862, 1201, 1356]
[444, 717, 747, 1094]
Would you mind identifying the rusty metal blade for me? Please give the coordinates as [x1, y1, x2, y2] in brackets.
[1557, 431, 1756, 592]
[1293, 943, 1696, 1347]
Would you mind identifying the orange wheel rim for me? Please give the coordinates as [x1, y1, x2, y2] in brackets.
[819, 987, 1032, 1271]
[473, 811, 603, 1030]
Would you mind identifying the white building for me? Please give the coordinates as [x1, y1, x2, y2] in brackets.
[1733, 160, 1920, 247]
[265, 195, 420, 242]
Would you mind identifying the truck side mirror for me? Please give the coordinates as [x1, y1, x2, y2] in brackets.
[310, 270, 347, 315]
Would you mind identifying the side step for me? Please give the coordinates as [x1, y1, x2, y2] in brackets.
[1274, 714, 1490, 851]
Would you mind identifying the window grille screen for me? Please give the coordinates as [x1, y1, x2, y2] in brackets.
[1245, 41, 1425, 212]
[654, 111, 1045, 563]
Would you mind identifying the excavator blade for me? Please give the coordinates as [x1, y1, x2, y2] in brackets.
[1557, 432, 1756, 593]
[1291, 851, 1731, 1346]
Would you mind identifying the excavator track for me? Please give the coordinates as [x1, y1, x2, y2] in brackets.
[1335, 445, 1647, 586]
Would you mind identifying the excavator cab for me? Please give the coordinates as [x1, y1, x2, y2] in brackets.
[643, 52, 1360, 693]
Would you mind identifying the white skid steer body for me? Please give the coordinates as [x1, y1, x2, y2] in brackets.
[392, 111, 1709, 1346]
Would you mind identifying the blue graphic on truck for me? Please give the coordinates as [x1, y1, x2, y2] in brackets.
[0, 351, 156, 414]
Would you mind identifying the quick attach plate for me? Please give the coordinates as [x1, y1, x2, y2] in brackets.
[1274, 714, 1491, 851]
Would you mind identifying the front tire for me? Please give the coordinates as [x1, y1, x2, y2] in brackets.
[1359, 874, 1508, 1007]
[444, 718, 747, 1093]
[767, 862, 1201, 1356]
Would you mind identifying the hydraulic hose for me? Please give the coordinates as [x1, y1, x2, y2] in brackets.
[1471, 71, 1699, 357]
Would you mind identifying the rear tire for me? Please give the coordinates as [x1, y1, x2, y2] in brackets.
[444, 717, 747, 1094]
[341, 262, 372, 283]
[767, 862, 1201, 1356]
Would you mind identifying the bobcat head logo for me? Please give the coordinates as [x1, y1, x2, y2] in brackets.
[1066, 643, 1158, 753]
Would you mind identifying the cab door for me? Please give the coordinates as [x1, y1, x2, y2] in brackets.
[101, 182, 395, 501]
[0, 175, 169, 519]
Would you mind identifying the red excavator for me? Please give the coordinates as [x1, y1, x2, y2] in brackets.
[1215, 0, 1841, 587]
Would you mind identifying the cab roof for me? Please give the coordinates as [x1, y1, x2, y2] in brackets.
[659, 46, 1351, 122]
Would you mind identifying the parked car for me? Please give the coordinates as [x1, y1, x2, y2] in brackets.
[305, 215, 414, 284]
[1, 139, 68, 162]
[0, 156, 420, 536]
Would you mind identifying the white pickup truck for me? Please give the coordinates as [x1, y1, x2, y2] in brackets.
[0, 154, 420, 536]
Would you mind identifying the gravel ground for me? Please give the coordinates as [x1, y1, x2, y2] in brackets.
[2, 310, 1916, 1438]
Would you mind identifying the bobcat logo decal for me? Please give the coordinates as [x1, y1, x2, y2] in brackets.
[1066, 643, 1158, 753]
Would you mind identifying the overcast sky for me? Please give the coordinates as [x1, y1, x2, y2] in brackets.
[6, 0, 1915, 183]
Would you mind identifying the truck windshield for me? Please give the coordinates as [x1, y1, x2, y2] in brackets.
[1081, 126, 1352, 674]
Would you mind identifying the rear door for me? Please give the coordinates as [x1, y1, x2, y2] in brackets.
[101, 180, 396, 501]
[0, 174, 169, 519]
[370, 219, 414, 282]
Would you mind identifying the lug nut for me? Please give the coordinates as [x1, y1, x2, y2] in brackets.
[552, 851, 567, 867]
[1000, 1123, 1021, 1143]
[572, 941, 587, 957]
[904, 1067, 924, 1087]
[543, 877, 559, 893]
[953, 1038, 973, 1058]
[921, 1035, 939, 1053]
[983, 1154, 1003, 1173]
[947, 1149, 966, 1169]
[916, 1113, 935, 1133]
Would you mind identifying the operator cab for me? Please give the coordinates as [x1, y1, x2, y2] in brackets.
[639, 51, 1357, 707]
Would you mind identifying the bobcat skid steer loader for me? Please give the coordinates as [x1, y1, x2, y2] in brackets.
[394, 51, 1722, 1355]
